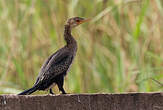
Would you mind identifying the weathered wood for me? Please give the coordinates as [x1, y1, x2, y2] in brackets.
[0, 92, 162, 110]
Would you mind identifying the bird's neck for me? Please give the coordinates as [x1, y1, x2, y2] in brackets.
[64, 25, 77, 47]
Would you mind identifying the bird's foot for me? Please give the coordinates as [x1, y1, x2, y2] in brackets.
[61, 91, 67, 94]
[49, 89, 55, 95]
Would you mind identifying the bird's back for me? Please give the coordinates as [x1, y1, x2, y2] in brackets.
[33, 46, 75, 90]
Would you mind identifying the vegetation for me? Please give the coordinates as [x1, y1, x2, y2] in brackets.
[0, 0, 162, 94]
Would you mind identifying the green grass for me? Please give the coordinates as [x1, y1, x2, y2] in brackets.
[0, 0, 162, 94]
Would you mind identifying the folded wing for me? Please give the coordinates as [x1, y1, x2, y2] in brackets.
[34, 48, 73, 86]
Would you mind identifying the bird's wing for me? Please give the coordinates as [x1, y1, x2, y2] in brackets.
[34, 48, 73, 86]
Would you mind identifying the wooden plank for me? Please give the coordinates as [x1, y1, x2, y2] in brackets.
[0, 92, 163, 110]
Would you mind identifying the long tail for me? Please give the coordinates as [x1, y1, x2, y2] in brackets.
[18, 86, 38, 95]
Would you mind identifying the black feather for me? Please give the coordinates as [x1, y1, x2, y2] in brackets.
[18, 86, 38, 95]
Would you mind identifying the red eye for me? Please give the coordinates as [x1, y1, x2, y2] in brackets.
[76, 20, 80, 22]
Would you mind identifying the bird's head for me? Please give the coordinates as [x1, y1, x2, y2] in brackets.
[66, 17, 91, 28]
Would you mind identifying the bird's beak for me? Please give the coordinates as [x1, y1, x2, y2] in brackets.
[78, 18, 91, 24]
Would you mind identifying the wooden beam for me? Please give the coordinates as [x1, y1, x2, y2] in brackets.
[0, 92, 163, 110]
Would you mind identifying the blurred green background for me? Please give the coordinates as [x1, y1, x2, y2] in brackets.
[0, 0, 162, 94]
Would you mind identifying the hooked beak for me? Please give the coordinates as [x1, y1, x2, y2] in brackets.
[78, 18, 91, 24]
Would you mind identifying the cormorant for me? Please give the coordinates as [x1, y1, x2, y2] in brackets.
[18, 17, 90, 95]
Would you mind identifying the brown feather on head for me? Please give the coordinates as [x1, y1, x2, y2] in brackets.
[66, 17, 91, 28]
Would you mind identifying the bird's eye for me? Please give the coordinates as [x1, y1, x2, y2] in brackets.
[76, 20, 80, 22]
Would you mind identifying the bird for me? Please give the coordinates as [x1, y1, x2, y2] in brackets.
[18, 17, 90, 95]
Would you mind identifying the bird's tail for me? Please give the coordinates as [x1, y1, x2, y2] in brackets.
[18, 86, 38, 95]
